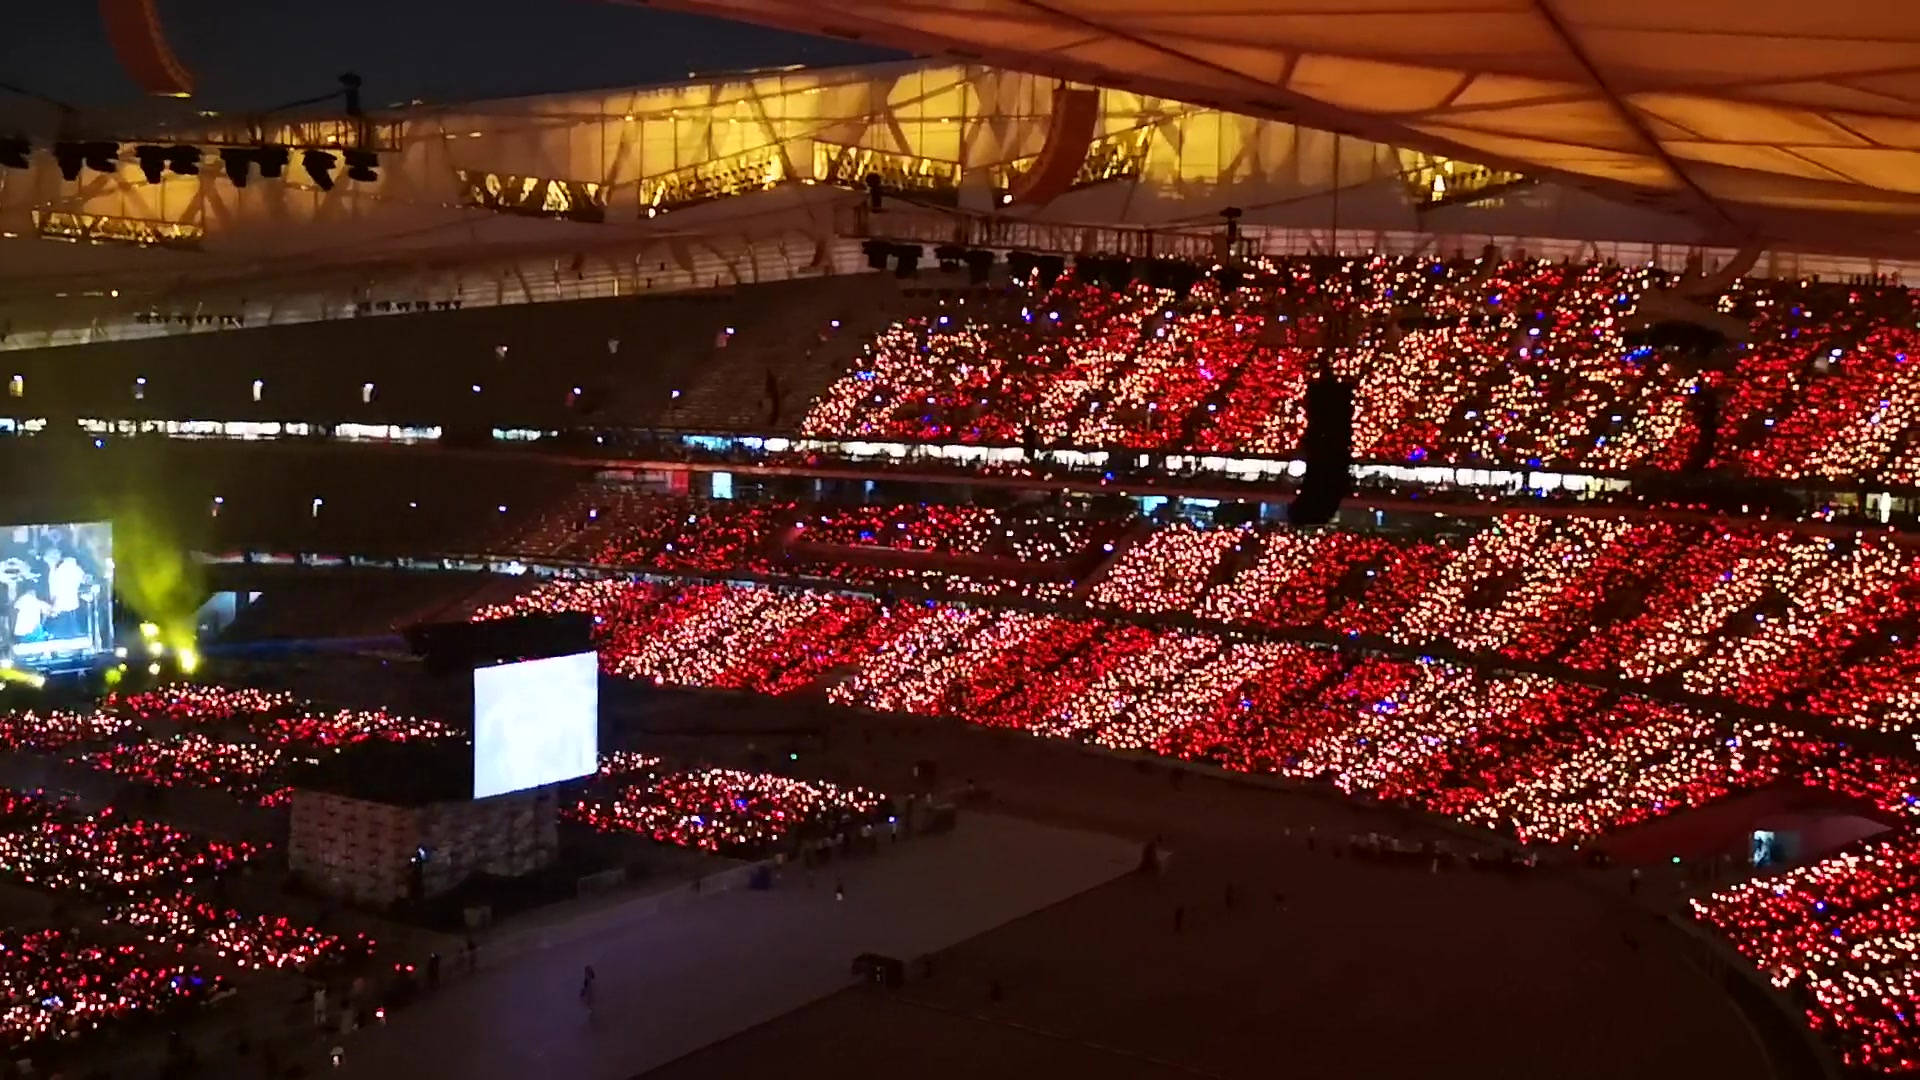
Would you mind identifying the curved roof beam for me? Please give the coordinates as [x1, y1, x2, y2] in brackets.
[100, 0, 196, 98]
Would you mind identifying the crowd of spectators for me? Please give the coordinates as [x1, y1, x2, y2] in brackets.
[74, 733, 317, 808]
[482, 576, 1920, 845]
[478, 495, 1920, 748]
[797, 256, 1920, 487]
[0, 797, 261, 897]
[569, 751, 888, 856]
[1692, 832, 1920, 1072]
[108, 893, 376, 973]
[474, 539, 1920, 1070]
[0, 928, 220, 1054]
[0, 708, 136, 752]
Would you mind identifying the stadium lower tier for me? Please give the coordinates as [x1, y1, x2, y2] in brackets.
[487, 574, 1920, 1072]
[478, 578, 1920, 845]
[492, 493, 1920, 748]
[1694, 833, 1920, 1073]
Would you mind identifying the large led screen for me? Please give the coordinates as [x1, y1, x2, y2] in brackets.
[473, 650, 598, 799]
[0, 521, 113, 671]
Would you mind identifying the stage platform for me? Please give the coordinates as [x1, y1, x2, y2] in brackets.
[335, 812, 1136, 1079]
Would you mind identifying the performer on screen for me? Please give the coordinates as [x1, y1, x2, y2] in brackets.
[37, 536, 87, 642]
[0, 555, 28, 666]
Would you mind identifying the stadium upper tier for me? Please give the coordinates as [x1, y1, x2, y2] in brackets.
[0, 58, 1905, 339]
[17, 254, 1920, 494]
[633, 0, 1920, 256]
[799, 257, 1920, 487]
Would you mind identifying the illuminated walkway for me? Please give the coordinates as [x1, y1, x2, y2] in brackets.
[336, 813, 1137, 1080]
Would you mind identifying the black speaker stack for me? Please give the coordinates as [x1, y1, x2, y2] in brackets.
[404, 612, 594, 677]
[1289, 375, 1356, 527]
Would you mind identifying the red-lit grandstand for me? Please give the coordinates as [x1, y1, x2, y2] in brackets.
[14, 19, 1920, 1076]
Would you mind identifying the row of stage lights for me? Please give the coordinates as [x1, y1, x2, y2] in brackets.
[0, 137, 377, 191]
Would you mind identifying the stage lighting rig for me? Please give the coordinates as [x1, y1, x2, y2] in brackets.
[219, 147, 252, 187]
[343, 148, 378, 183]
[255, 146, 289, 179]
[134, 144, 201, 183]
[302, 149, 337, 191]
[135, 145, 165, 184]
[53, 141, 120, 181]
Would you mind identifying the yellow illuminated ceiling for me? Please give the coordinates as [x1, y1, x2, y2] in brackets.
[617, 0, 1920, 251]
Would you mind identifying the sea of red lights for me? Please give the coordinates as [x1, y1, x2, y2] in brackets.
[0, 797, 261, 898]
[488, 577, 1920, 844]
[491, 502, 1920, 749]
[109, 892, 374, 973]
[489, 569, 1920, 1070]
[74, 734, 312, 808]
[1692, 833, 1920, 1072]
[0, 928, 220, 1052]
[568, 753, 886, 854]
[0, 709, 134, 753]
[798, 259, 1920, 485]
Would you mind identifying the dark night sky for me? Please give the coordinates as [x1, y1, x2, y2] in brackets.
[2, 0, 897, 112]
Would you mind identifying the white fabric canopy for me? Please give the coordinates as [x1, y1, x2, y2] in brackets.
[626, 0, 1920, 252]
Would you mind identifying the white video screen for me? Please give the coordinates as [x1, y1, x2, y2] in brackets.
[473, 650, 598, 799]
[0, 521, 113, 672]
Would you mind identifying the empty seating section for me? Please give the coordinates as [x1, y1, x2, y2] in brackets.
[1, 277, 900, 433]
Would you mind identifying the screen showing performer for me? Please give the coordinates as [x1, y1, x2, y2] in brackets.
[0, 522, 113, 671]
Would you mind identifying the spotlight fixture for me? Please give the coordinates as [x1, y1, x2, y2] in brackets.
[134, 145, 167, 184]
[342, 148, 378, 183]
[1221, 205, 1244, 243]
[219, 147, 253, 187]
[0, 138, 27, 171]
[81, 142, 120, 174]
[302, 149, 337, 191]
[134, 144, 198, 184]
[1034, 254, 1065, 293]
[963, 248, 995, 286]
[255, 146, 289, 180]
[338, 72, 364, 117]
[54, 141, 119, 181]
[893, 244, 922, 280]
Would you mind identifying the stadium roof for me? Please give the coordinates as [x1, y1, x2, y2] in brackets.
[631, 0, 1920, 254]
